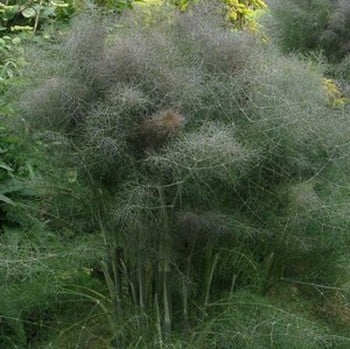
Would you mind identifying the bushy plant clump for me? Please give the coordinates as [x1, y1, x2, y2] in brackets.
[267, 0, 350, 62]
[13, 2, 350, 346]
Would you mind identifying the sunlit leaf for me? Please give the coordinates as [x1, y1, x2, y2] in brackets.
[0, 193, 15, 205]
[0, 162, 13, 172]
[22, 7, 36, 18]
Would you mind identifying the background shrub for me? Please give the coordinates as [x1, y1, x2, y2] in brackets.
[267, 0, 350, 66]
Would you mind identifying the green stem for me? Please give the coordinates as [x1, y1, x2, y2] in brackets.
[163, 257, 171, 337]
[204, 252, 219, 311]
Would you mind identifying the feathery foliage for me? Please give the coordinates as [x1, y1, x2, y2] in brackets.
[267, 0, 350, 62]
[7, 1, 350, 346]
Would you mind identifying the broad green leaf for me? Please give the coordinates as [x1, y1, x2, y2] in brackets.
[2, 5, 20, 22]
[22, 7, 36, 18]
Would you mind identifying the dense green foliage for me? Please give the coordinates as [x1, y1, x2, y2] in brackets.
[0, 0, 139, 93]
[267, 0, 350, 84]
[0, 0, 267, 96]
[1, 0, 350, 347]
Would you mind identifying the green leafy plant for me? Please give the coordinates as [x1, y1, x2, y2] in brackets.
[169, 0, 268, 34]
[224, 0, 267, 32]
[0, 117, 27, 227]
[0, 0, 75, 32]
